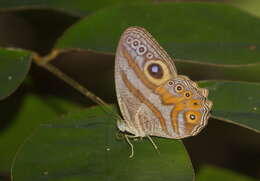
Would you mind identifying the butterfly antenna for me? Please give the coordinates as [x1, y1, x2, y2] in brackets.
[36, 60, 122, 122]
[125, 134, 134, 158]
[147, 135, 160, 155]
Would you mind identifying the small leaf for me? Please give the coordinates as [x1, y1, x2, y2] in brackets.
[12, 106, 194, 181]
[0, 93, 81, 172]
[0, 48, 31, 100]
[197, 165, 256, 181]
[0, 0, 149, 17]
[199, 81, 260, 133]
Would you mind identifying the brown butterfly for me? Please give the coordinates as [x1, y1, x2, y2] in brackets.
[115, 27, 212, 156]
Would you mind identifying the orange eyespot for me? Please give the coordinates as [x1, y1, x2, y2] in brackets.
[185, 111, 201, 124]
[187, 99, 201, 109]
[183, 91, 192, 99]
[175, 84, 184, 93]
[190, 114, 196, 120]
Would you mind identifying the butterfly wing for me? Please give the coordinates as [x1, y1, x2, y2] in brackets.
[115, 27, 212, 139]
[115, 27, 178, 137]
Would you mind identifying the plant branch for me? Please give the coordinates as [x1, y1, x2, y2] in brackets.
[33, 51, 122, 121]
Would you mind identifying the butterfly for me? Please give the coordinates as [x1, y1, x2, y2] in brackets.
[114, 27, 212, 156]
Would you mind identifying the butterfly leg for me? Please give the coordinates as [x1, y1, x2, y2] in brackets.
[147, 135, 160, 155]
[115, 131, 125, 140]
[124, 134, 134, 158]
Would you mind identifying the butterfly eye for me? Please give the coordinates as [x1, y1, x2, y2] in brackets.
[184, 91, 192, 99]
[137, 45, 147, 55]
[185, 111, 201, 124]
[175, 85, 184, 93]
[168, 81, 174, 86]
[144, 60, 171, 86]
[126, 37, 133, 44]
[146, 52, 153, 59]
[190, 114, 196, 120]
[147, 63, 163, 79]
[131, 39, 140, 49]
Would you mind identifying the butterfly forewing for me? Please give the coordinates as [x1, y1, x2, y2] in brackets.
[115, 27, 212, 139]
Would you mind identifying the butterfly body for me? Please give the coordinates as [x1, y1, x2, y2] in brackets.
[115, 27, 212, 139]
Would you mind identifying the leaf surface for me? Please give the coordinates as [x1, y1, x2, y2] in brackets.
[0, 93, 81, 172]
[12, 106, 194, 181]
[0, 48, 31, 100]
[200, 81, 260, 133]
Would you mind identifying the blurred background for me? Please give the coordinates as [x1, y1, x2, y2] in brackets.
[0, 0, 260, 180]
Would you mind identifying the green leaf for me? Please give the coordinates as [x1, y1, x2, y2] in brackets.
[199, 81, 260, 133]
[0, 48, 31, 100]
[12, 106, 194, 181]
[197, 165, 256, 181]
[175, 60, 260, 83]
[0, 0, 149, 17]
[230, 0, 260, 18]
[56, 3, 260, 65]
[0, 93, 81, 173]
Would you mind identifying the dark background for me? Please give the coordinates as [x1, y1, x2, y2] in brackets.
[0, 0, 259, 180]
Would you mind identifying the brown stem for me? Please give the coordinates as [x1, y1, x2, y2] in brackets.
[33, 51, 121, 121]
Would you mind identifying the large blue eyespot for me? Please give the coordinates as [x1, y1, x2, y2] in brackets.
[147, 63, 163, 79]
